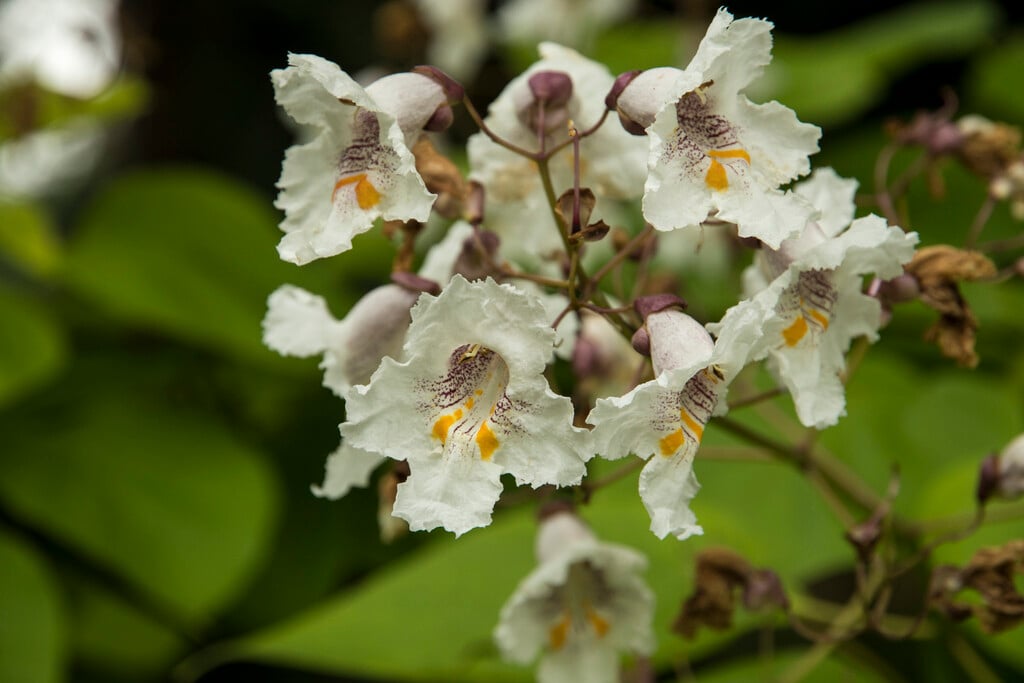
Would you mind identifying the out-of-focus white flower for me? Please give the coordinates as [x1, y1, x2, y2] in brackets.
[994, 434, 1024, 500]
[0, 0, 120, 98]
[611, 8, 820, 248]
[0, 120, 107, 199]
[340, 276, 590, 536]
[589, 299, 771, 539]
[272, 54, 457, 264]
[495, 509, 654, 683]
[411, 0, 489, 82]
[468, 43, 647, 265]
[497, 0, 635, 49]
[719, 168, 919, 429]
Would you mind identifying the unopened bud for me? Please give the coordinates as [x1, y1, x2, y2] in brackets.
[977, 453, 1000, 503]
[411, 65, 465, 102]
[465, 181, 485, 225]
[631, 327, 650, 356]
[743, 569, 789, 611]
[423, 103, 454, 132]
[633, 293, 687, 321]
[515, 70, 574, 134]
[605, 70, 643, 110]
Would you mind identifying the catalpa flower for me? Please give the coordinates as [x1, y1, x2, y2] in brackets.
[497, 0, 636, 49]
[272, 54, 458, 264]
[720, 168, 919, 429]
[589, 297, 772, 539]
[467, 42, 647, 264]
[495, 507, 654, 683]
[340, 275, 590, 536]
[610, 8, 821, 248]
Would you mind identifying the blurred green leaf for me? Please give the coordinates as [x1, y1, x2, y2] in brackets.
[0, 394, 280, 629]
[0, 286, 65, 407]
[66, 571, 187, 681]
[0, 529, 65, 683]
[0, 77, 149, 141]
[592, 20, 686, 75]
[62, 167, 374, 365]
[180, 513, 538, 683]
[0, 200, 61, 277]
[755, 1, 998, 127]
[969, 34, 1024, 121]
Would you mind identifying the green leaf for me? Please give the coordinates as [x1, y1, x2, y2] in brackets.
[756, 1, 998, 127]
[62, 167, 378, 365]
[0, 77, 149, 141]
[66, 572, 187, 680]
[0, 200, 62, 278]
[0, 286, 66, 407]
[0, 529, 65, 683]
[179, 513, 538, 683]
[968, 34, 1024, 121]
[591, 21, 686, 75]
[0, 394, 280, 629]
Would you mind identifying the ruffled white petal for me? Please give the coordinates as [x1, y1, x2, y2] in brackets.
[311, 440, 386, 499]
[262, 285, 342, 358]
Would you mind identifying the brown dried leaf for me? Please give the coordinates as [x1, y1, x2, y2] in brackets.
[413, 137, 467, 219]
[905, 245, 996, 367]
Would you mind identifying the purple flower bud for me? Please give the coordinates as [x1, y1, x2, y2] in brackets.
[633, 293, 688, 321]
[631, 327, 651, 356]
[515, 70, 574, 134]
[605, 70, 643, 110]
[411, 65, 465, 102]
[423, 103, 454, 132]
[391, 271, 441, 295]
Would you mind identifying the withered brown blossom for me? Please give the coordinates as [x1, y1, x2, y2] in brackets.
[673, 547, 788, 639]
[930, 540, 1024, 633]
[903, 245, 996, 368]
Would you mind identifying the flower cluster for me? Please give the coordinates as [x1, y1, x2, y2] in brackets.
[262, 6, 920, 679]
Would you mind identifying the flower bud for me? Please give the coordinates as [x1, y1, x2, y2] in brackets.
[514, 70, 574, 135]
[613, 67, 687, 134]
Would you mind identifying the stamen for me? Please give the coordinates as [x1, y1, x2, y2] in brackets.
[549, 616, 571, 650]
[585, 604, 610, 638]
[459, 343, 483, 362]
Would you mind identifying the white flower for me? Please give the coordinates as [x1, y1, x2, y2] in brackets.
[263, 283, 420, 398]
[411, 0, 488, 81]
[495, 509, 654, 683]
[340, 275, 590, 536]
[588, 301, 771, 539]
[0, 119, 107, 199]
[496, 0, 636, 49]
[612, 8, 821, 248]
[994, 434, 1024, 500]
[272, 54, 451, 264]
[720, 168, 919, 429]
[0, 0, 120, 98]
[467, 43, 647, 265]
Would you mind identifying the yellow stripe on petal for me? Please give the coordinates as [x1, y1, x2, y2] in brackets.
[681, 409, 705, 442]
[332, 173, 381, 209]
[782, 316, 808, 347]
[809, 309, 830, 331]
[659, 429, 684, 456]
[475, 421, 500, 460]
[704, 149, 751, 192]
[705, 159, 728, 191]
[586, 605, 610, 638]
[549, 616, 571, 650]
[431, 409, 463, 444]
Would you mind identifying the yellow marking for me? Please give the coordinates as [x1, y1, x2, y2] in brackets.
[586, 605, 610, 638]
[431, 409, 463, 443]
[681, 409, 705, 442]
[659, 429, 684, 456]
[332, 173, 381, 209]
[465, 397, 475, 410]
[549, 616, 571, 650]
[782, 316, 808, 347]
[705, 159, 728, 191]
[809, 309, 830, 330]
[475, 422, 500, 460]
[704, 149, 751, 192]
[474, 389, 483, 397]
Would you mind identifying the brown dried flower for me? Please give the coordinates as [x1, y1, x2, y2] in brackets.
[904, 245, 996, 367]
[673, 547, 787, 639]
[930, 540, 1024, 633]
